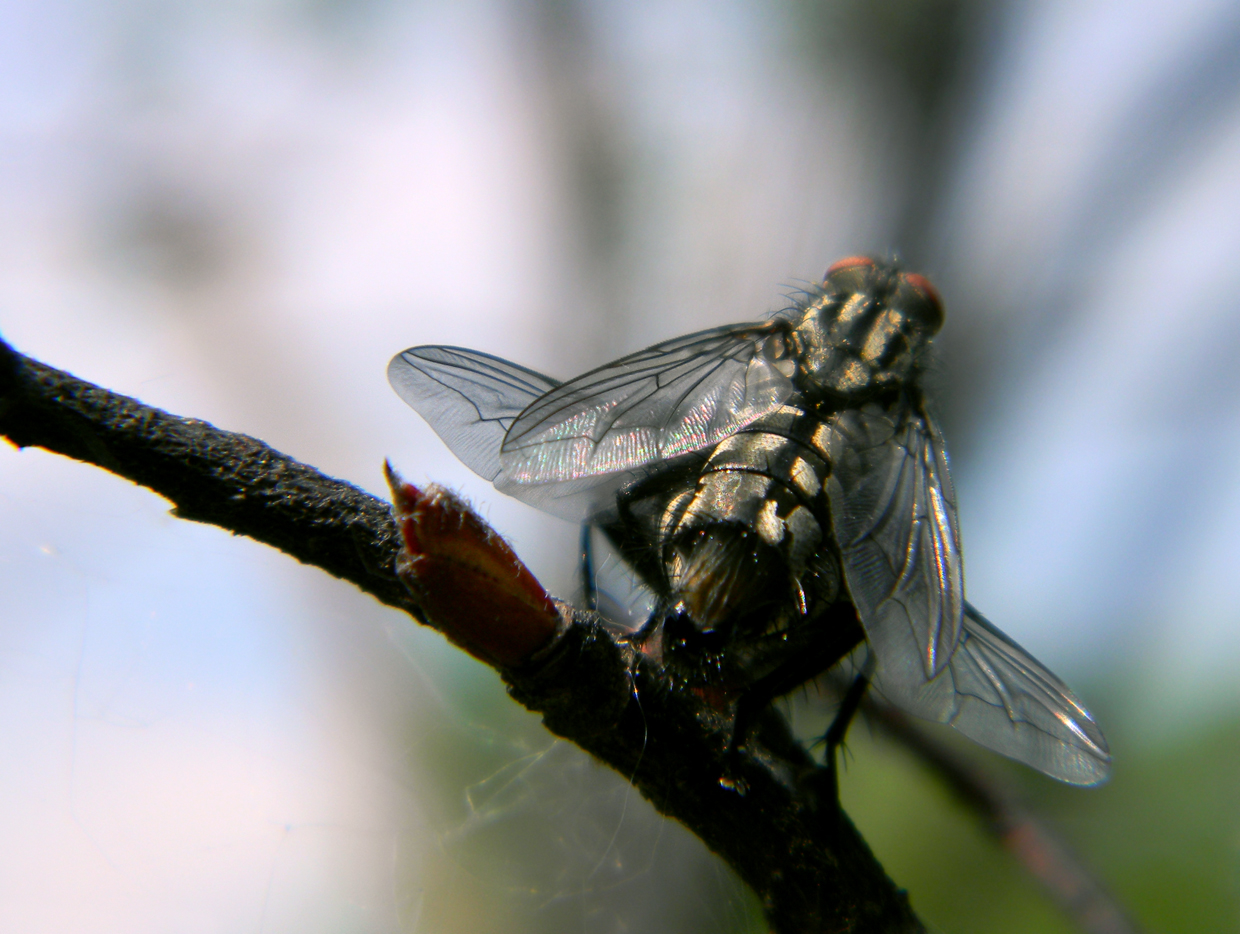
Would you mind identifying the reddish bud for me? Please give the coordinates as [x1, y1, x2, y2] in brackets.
[386, 462, 562, 668]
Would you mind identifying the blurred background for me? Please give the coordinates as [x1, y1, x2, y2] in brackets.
[3, 0, 1240, 931]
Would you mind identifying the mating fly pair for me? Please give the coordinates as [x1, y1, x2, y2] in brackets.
[388, 257, 1111, 786]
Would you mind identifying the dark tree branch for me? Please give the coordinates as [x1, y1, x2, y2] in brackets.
[0, 338, 418, 617]
[0, 337, 922, 934]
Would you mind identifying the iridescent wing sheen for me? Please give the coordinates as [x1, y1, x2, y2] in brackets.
[389, 325, 794, 521]
[823, 401, 966, 682]
[823, 402, 1110, 783]
[387, 346, 561, 482]
[936, 603, 1111, 784]
[497, 321, 797, 494]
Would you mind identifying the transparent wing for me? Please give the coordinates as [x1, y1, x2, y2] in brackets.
[824, 404, 1110, 783]
[824, 401, 965, 682]
[497, 321, 798, 489]
[930, 603, 1111, 784]
[388, 346, 560, 481]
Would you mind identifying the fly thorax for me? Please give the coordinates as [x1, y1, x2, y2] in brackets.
[792, 260, 944, 399]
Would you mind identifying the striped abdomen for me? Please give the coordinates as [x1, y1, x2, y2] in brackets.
[657, 405, 843, 635]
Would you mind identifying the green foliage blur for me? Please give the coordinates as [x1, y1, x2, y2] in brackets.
[838, 679, 1240, 933]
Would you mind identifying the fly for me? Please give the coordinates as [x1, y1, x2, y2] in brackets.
[387, 257, 1111, 786]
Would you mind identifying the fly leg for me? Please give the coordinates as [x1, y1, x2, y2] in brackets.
[820, 654, 875, 802]
[729, 602, 865, 762]
[579, 523, 599, 612]
[730, 640, 840, 759]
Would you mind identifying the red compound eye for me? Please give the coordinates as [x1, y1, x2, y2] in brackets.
[902, 272, 942, 310]
[825, 256, 875, 279]
[900, 271, 945, 330]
